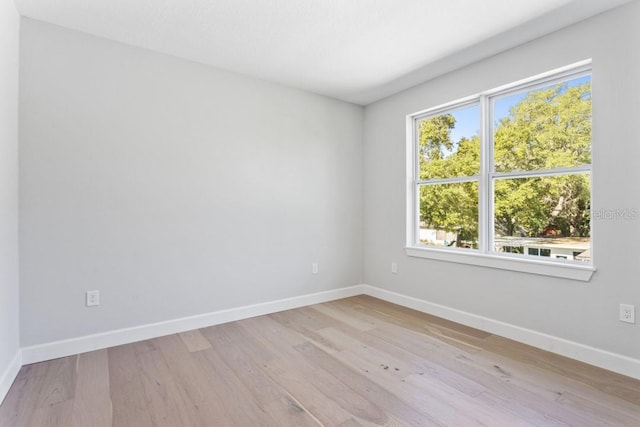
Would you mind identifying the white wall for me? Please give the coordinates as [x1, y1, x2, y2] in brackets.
[364, 2, 640, 360]
[19, 18, 363, 346]
[0, 0, 20, 395]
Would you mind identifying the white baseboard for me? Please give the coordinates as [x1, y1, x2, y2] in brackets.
[17, 283, 640, 381]
[21, 285, 366, 365]
[362, 285, 640, 380]
[0, 350, 22, 406]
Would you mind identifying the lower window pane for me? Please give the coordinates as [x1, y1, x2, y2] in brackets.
[493, 174, 590, 262]
[419, 182, 478, 249]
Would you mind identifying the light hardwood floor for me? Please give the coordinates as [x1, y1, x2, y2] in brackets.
[1, 295, 639, 426]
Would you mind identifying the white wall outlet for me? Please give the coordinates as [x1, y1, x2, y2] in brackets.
[86, 290, 100, 307]
[619, 304, 635, 324]
[312, 263, 318, 274]
[391, 262, 398, 274]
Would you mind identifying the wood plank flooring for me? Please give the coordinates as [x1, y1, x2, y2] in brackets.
[1, 295, 639, 426]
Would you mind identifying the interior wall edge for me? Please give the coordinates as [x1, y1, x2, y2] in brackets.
[0, 350, 22, 406]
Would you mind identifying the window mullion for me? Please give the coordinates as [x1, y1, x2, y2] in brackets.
[491, 165, 592, 180]
[479, 94, 491, 254]
[416, 176, 479, 186]
[408, 116, 419, 247]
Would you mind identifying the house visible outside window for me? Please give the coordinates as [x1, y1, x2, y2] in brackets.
[406, 61, 593, 280]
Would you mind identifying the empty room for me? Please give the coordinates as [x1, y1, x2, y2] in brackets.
[1, 0, 639, 425]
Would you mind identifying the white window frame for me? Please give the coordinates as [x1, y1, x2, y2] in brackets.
[405, 60, 595, 281]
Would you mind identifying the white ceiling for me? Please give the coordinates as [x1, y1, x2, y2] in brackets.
[15, 0, 631, 105]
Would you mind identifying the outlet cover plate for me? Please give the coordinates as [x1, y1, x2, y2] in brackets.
[620, 304, 635, 324]
[86, 290, 100, 307]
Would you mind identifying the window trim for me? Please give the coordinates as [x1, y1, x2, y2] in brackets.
[405, 60, 595, 281]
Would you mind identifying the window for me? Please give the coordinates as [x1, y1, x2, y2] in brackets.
[406, 61, 593, 280]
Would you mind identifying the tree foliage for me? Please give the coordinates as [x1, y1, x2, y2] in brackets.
[418, 82, 591, 244]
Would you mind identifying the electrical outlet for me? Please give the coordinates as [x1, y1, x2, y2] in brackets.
[312, 263, 318, 274]
[619, 304, 635, 324]
[391, 262, 398, 274]
[86, 290, 100, 307]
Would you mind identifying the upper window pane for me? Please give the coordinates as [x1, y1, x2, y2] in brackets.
[418, 104, 480, 180]
[493, 75, 591, 173]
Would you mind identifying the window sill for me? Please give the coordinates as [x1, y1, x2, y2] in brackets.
[405, 246, 595, 281]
